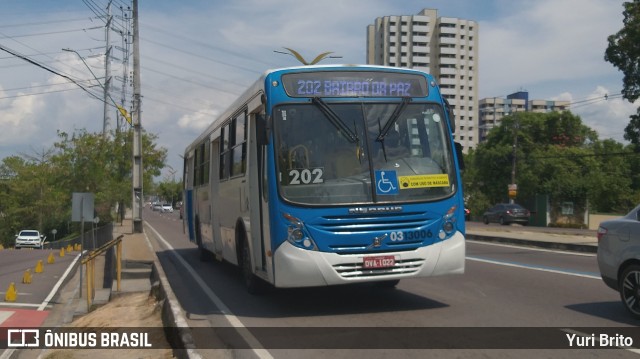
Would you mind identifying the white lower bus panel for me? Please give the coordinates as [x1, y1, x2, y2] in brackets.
[273, 232, 465, 287]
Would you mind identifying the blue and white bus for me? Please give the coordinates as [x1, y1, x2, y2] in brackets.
[183, 65, 465, 293]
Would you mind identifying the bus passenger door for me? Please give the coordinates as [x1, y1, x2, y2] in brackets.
[210, 138, 223, 257]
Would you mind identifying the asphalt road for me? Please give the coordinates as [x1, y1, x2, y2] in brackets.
[143, 209, 639, 359]
[0, 248, 79, 308]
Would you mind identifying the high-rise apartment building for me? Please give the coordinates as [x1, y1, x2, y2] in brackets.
[367, 8, 479, 152]
[478, 91, 570, 142]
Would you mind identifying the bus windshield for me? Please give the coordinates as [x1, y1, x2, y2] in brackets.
[274, 101, 456, 205]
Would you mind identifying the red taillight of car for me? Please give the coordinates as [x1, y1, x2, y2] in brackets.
[597, 226, 607, 241]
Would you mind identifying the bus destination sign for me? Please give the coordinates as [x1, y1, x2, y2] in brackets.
[281, 71, 428, 98]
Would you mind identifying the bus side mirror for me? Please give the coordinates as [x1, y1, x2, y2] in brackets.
[444, 98, 455, 133]
[256, 114, 270, 145]
[455, 142, 465, 171]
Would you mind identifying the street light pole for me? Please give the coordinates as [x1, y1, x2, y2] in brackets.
[509, 112, 519, 204]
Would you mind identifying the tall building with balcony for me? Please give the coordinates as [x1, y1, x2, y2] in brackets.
[366, 8, 479, 152]
[479, 91, 570, 142]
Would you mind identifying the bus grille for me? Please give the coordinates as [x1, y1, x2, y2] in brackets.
[332, 258, 424, 278]
[309, 211, 437, 254]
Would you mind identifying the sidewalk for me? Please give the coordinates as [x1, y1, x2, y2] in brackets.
[111, 218, 156, 293]
[466, 223, 598, 253]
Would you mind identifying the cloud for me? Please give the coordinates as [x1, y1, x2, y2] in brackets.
[556, 86, 637, 143]
[479, 0, 624, 97]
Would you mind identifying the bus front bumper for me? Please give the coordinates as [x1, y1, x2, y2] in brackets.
[273, 232, 465, 288]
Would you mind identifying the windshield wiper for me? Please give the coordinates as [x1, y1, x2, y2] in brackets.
[376, 97, 411, 141]
[312, 97, 359, 143]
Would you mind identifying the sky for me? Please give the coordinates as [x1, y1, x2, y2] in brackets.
[0, 0, 636, 182]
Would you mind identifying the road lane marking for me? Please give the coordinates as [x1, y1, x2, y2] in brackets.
[466, 256, 601, 279]
[38, 252, 81, 311]
[145, 222, 274, 359]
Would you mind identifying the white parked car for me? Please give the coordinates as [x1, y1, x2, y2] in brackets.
[15, 230, 46, 249]
[161, 203, 173, 213]
[597, 204, 640, 318]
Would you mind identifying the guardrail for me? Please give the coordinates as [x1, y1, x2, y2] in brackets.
[81, 234, 123, 310]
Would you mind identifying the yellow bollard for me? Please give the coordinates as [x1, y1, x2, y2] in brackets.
[0, 244, 4, 250]
[22, 269, 32, 284]
[59, 247, 65, 257]
[67, 244, 72, 253]
[75, 243, 81, 251]
[5, 282, 17, 302]
[35, 260, 44, 273]
[47, 252, 55, 264]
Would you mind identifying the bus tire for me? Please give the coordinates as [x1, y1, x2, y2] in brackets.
[239, 235, 266, 295]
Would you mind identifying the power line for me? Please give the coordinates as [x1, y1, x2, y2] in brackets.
[0, 17, 99, 29]
[142, 37, 262, 75]
[529, 151, 639, 160]
[0, 26, 103, 39]
[0, 43, 105, 104]
[0, 85, 100, 100]
[142, 66, 243, 94]
[141, 22, 279, 69]
[143, 56, 248, 90]
[1, 79, 98, 93]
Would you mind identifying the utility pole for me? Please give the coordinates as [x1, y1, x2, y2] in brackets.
[118, 5, 131, 133]
[509, 112, 518, 204]
[132, 0, 143, 233]
[103, 0, 113, 137]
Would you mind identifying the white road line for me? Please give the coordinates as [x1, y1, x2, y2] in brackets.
[38, 252, 81, 311]
[145, 223, 274, 359]
[466, 256, 601, 279]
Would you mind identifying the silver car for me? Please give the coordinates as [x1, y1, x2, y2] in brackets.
[597, 204, 640, 318]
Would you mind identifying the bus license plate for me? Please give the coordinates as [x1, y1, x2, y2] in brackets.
[363, 256, 395, 269]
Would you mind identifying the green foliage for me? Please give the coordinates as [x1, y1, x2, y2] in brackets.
[0, 129, 166, 247]
[606, 0, 640, 147]
[155, 180, 182, 206]
[463, 111, 640, 217]
[606, 0, 640, 102]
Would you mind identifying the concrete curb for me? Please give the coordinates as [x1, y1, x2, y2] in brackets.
[142, 230, 203, 359]
[466, 233, 598, 253]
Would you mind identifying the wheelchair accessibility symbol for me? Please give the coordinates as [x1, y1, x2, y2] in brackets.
[375, 170, 399, 195]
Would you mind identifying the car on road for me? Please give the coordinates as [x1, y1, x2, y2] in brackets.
[15, 230, 46, 249]
[152, 203, 162, 211]
[482, 203, 530, 225]
[161, 203, 173, 213]
[597, 204, 640, 318]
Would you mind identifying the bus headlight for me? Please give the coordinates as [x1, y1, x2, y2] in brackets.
[440, 205, 457, 239]
[283, 212, 317, 250]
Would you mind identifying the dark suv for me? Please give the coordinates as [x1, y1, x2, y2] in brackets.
[483, 203, 530, 225]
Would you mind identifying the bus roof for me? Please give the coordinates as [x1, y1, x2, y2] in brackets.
[184, 64, 435, 154]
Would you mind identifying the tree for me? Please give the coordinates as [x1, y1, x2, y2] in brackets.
[468, 111, 637, 221]
[0, 128, 167, 247]
[605, 0, 640, 148]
